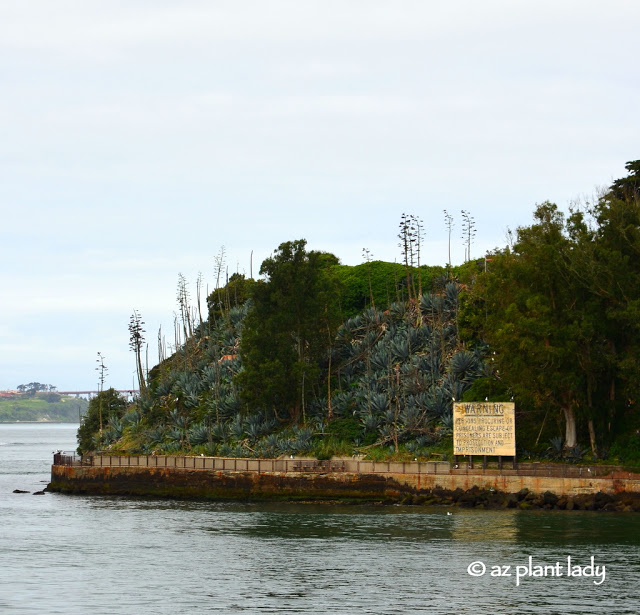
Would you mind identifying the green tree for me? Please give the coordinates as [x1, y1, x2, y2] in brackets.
[237, 239, 342, 422]
[463, 161, 640, 455]
[77, 388, 128, 455]
[464, 203, 593, 449]
[562, 161, 640, 449]
[207, 273, 256, 323]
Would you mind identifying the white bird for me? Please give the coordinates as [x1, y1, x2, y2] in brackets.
[446, 512, 452, 516]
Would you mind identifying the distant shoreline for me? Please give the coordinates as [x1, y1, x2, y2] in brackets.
[0, 421, 79, 424]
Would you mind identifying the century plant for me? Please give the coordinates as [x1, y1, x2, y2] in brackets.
[461, 209, 476, 262]
[129, 309, 147, 394]
[443, 209, 454, 270]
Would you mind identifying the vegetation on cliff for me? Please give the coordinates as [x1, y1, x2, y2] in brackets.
[79, 161, 640, 465]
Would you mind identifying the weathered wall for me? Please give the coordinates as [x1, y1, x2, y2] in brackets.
[49, 464, 640, 505]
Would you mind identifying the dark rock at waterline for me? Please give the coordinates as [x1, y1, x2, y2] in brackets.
[13, 489, 30, 494]
[543, 491, 559, 507]
[594, 491, 614, 509]
[32, 491, 45, 495]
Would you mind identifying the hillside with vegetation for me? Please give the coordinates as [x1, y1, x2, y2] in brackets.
[78, 161, 640, 466]
[0, 391, 88, 423]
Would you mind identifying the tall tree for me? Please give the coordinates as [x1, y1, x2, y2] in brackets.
[465, 203, 590, 448]
[464, 161, 640, 454]
[238, 239, 342, 422]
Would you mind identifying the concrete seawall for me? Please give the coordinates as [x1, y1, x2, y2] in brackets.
[49, 455, 640, 510]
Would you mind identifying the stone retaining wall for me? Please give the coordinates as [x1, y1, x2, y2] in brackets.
[49, 457, 640, 509]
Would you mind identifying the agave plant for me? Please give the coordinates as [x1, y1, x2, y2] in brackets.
[367, 392, 389, 415]
[331, 390, 356, 417]
[210, 422, 229, 443]
[425, 387, 451, 419]
[218, 393, 241, 420]
[448, 350, 480, 381]
[163, 441, 182, 453]
[259, 433, 284, 458]
[546, 436, 564, 460]
[230, 415, 245, 440]
[153, 378, 174, 397]
[201, 365, 219, 390]
[290, 426, 314, 453]
[400, 405, 423, 432]
[189, 422, 210, 446]
[440, 412, 454, 433]
[390, 335, 411, 362]
[244, 421, 263, 443]
[369, 347, 391, 373]
[107, 417, 124, 439]
[406, 392, 429, 412]
[389, 301, 407, 319]
[167, 427, 184, 443]
[362, 306, 383, 326]
[443, 282, 461, 310]
[362, 413, 380, 433]
[146, 425, 166, 445]
[228, 304, 248, 328]
[122, 409, 141, 427]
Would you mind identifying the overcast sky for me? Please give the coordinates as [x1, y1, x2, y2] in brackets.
[1, 1, 638, 392]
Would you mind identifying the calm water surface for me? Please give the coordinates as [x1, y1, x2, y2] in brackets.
[1, 423, 639, 614]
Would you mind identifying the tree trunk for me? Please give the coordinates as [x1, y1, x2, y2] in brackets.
[587, 419, 597, 457]
[562, 405, 577, 448]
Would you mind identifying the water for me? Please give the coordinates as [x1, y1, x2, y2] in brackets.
[1, 424, 639, 614]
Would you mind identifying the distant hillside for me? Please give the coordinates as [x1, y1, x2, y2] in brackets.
[0, 393, 88, 422]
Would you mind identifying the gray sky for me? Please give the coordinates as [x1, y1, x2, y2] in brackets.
[1, 1, 638, 392]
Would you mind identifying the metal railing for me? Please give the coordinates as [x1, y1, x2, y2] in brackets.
[52, 451, 80, 466]
[53, 453, 640, 481]
[79, 455, 452, 475]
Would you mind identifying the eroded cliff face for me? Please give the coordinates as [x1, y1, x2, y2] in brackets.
[49, 465, 640, 511]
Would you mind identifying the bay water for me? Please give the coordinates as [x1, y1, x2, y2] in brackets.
[1, 423, 639, 614]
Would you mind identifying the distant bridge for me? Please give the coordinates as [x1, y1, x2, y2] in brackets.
[56, 390, 140, 396]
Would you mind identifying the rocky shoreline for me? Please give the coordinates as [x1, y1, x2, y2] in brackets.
[395, 485, 640, 512]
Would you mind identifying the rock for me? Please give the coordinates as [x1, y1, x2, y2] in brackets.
[13, 489, 30, 494]
[594, 492, 613, 510]
[506, 494, 518, 508]
[565, 497, 575, 511]
[517, 488, 530, 501]
[32, 491, 45, 495]
[543, 491, 559, 507]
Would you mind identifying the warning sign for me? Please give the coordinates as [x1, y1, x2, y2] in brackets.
[453, 402, 515, 456]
